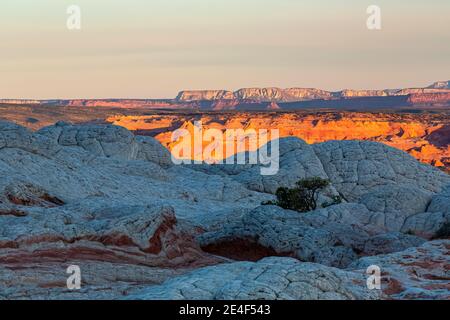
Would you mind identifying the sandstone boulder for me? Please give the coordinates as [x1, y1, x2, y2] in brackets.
[402, 211, 450, 238]
[38, 122, 139, 160]
[135, 135, 173, 168]
[313, 140, 450, 202]
[427, 184, 450, 214]
[0, 121, 60, 156]
[359, 185, 432, 231]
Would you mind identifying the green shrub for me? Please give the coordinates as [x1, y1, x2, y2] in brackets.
[262, 177, 330, 213]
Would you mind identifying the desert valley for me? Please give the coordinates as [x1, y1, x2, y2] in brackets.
[2, 81, 450, 172]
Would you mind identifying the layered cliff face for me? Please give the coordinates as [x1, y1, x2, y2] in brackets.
[62, 99, 175, 108]
[174, 81, 450, 103]
[232, 87, 334, 102]
[176, 87, 381, 102]
[428, 81, 450, 89]
[396, 88, 450, 96]
[175, 88, 320, 102]
[338, 89, 389, 98]
[175, 90, 235, 101]
[1, 81, 449, 108]
[107, 112, 450, 170]
[408, 92, 450, 105]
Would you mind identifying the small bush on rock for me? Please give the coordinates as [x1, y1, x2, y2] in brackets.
[262, 177, 330, 213]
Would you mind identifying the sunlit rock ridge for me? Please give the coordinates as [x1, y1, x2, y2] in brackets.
[108, 112, 450, 172]
[176, 81, 450, 103]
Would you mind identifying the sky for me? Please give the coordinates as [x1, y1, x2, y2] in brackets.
[0, 0, 449, 99]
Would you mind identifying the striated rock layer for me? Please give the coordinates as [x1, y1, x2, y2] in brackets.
[1, 81, 449, 108]
[175, 82, 450, 103]
[107, 112, 450, 171]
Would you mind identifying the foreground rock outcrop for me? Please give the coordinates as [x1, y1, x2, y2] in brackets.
[351, 241, 450, 299]
[0, 120, 448, 300]
[128, 257, 381, 300]
[127, 240, 449, 300]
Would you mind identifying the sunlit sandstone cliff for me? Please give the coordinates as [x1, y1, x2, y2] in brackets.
[107, 112, 450, 170]
[3, 81, 448, 108]
[408, 93, 450, 105]
[175, 83, 450, 103]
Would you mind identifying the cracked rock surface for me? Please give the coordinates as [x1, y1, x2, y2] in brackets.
[0, 121, 449, 300]
[127, 257, 381, 300]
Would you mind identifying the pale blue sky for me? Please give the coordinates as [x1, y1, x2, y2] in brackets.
[1, 0, 449, 98]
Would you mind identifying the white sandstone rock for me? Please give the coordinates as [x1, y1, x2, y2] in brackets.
[127, 257, 381, 300]
[0, 122, 448, 300]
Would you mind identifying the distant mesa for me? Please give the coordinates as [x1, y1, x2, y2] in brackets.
[427, 80, 450, 89]
[0, 80, 449, 111]
[176, 90, 235, 102]
[175, 81, 450, 103]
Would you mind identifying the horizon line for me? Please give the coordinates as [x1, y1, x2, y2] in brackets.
[1, 80, 448, 101]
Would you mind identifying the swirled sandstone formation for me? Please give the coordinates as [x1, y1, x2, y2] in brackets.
[0, 120, 449, 299]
